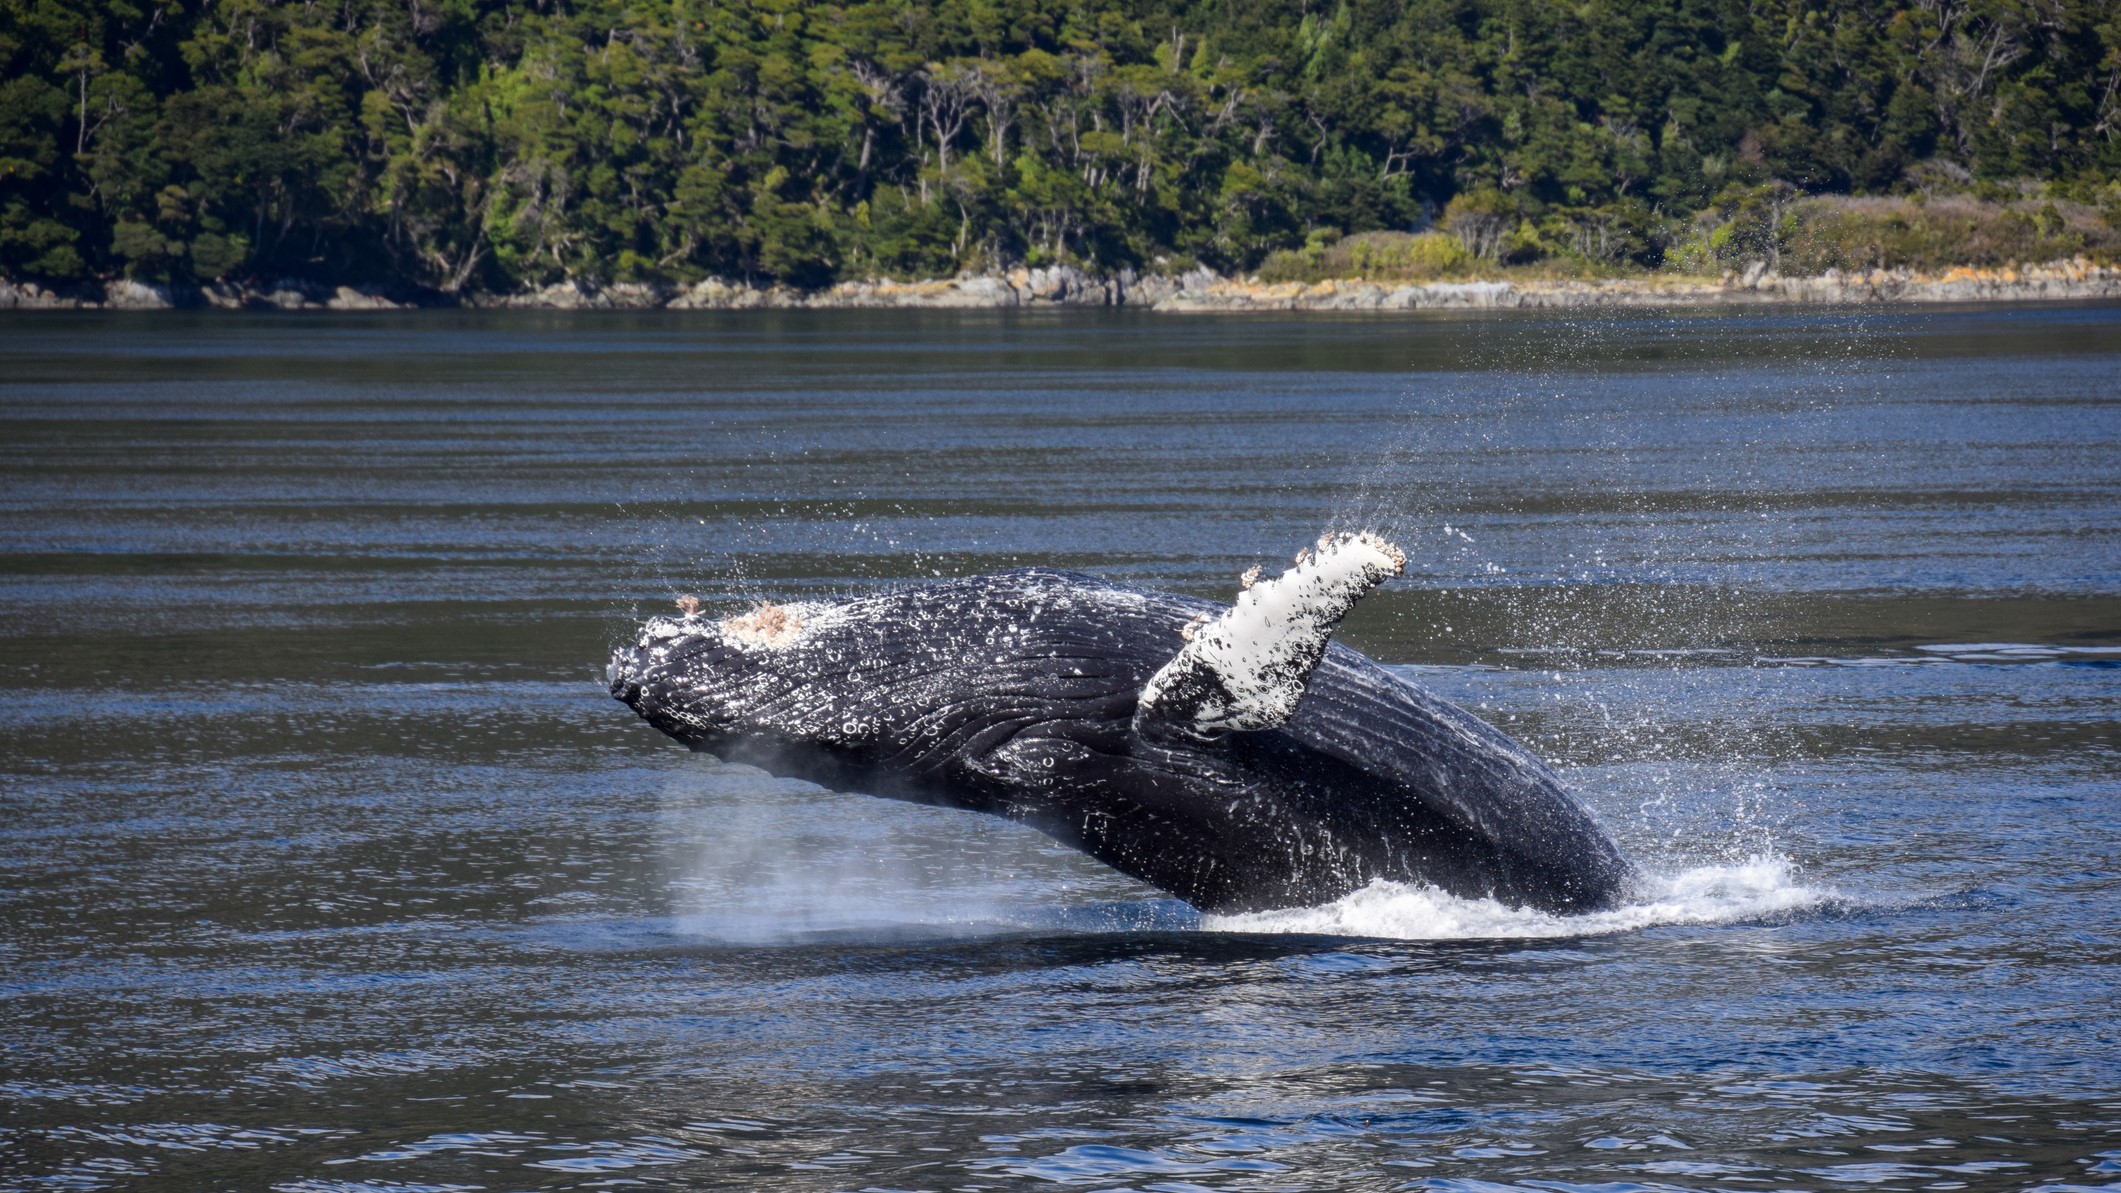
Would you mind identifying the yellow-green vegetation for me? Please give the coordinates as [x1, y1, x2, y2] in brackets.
[3, 0, 2119, 293]
[1778, 196, 2119, 274]
[1658, 186, 2121, 277]
[1260, 232, 1474, 284]
[1267, 190, 2121, 285]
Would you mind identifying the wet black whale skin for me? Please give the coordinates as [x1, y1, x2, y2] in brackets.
[610, 568, 1634, 916]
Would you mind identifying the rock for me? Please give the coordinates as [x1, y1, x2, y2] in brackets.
[1013, 264, 1114, 304]
[513, 279, 599, 309]
[1147, 268, 1268, 311]
[15, 258, 2118, 317]
[485, 278, 662, 309]
[805, 274, 1026, 308]
[666, 279, 747, 309]
[1019, 266, 1067, 301]
[104, 279, 183, 309]
[0, 280, 84, 309]
[1420, 281, 1518, 308]
[1117, 270, 1178, 307]
[602, 282, 672, 309]
[668, 277, 810, 308]
[326, 286, 402, 310]
[1143, 268, 1244, 310]
[255, 277, 326, 309]
[1177, 266, 1223, 291]
[494, 279, 673, 308]
[933, 275, 1019, 306]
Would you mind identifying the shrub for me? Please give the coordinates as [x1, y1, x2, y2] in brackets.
[1666, 185, 2120, 276]
[1256, 230, 1474, 282]
[1782, 196, 2117, 272]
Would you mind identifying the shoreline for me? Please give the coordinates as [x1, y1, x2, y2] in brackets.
[5, 259, 2118, 313]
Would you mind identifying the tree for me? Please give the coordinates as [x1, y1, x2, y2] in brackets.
[1, 0, 2115, 289]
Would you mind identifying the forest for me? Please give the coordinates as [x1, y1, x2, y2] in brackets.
[4, 0, 2119, 292]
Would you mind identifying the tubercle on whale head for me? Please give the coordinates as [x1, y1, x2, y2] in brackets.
[719, 601, 810, 647]
[607, 597, 836, 725]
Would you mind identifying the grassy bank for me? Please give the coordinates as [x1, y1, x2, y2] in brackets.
[1257, 192, 2121, 286]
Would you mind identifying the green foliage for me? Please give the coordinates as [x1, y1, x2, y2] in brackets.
[1662, 186, 2121, 275]
[1782, 195, 2119, 273]
[1, 0, 2118, 290]
[1259, 230, 1473, 283]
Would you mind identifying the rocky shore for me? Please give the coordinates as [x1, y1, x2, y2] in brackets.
[6, 259, 2118, 313]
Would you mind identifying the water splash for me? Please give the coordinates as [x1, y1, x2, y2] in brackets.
[660, 763, 1156, 945]
[1203, 855, 1825, 941]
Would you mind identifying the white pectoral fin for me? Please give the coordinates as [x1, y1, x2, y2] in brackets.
[1135, 531, 1406, 737]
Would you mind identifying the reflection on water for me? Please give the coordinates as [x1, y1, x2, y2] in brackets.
[1, 305, 2118, 1191]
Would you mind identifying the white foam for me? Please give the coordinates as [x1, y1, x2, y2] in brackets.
[1202, 856, 1825, 940]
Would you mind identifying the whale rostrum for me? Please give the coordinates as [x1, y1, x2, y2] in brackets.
[609, 534, 1635, 916]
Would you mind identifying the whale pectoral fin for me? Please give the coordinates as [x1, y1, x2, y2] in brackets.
[1135, 532, 1406, 739]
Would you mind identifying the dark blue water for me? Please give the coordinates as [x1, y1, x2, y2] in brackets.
[2, 306, 2118, 1191]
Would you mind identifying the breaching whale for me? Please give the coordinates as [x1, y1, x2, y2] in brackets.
[608, 533, 1634, 915]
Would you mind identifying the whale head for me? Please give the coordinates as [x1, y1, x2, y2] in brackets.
[607, 599, 843, 744]
[609, 536, 1408, 758]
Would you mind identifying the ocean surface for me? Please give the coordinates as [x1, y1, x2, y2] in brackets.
[1, 304, 2117, 1192]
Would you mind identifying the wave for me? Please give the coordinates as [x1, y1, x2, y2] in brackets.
[1202, 855, 1827, 941]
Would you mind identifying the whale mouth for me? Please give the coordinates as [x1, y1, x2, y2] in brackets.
[607, 614, 705, 702]
[607, 644, 644, 700]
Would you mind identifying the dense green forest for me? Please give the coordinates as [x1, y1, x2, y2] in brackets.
[4, 0, 2119, 291]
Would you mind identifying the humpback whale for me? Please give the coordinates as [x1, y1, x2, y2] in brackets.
[609, 533, 1634, 915]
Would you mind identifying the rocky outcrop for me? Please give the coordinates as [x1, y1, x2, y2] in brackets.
[1153, 276, 1731, 310]
[0, 277, 416, 310]
[0, 280, 92, 309]
[1144, 257, 2121, 311]
[325, 286, 406, 310]
[475, 279, 674, 309]
[104, 279, 189, 309]
[1760, 259, 2121, 303]
[8, 258, 2119, 313]
[671, 264, 1135, 309]
[665, 278, 794, 309]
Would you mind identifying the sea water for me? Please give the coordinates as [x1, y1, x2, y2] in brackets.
[1, 305, 2117, 1190]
